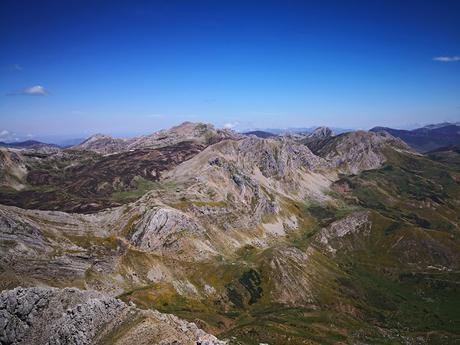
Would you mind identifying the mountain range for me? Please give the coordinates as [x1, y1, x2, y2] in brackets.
[1, 121, 459, 344]
[370, 122, 460, 152]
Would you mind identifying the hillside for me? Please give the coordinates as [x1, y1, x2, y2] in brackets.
[0, 122, 459, 344]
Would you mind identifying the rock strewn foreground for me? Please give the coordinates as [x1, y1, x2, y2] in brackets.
[0, 287, 226, 345]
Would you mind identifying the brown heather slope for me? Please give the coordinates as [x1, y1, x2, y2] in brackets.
[0, 141, 204, 213]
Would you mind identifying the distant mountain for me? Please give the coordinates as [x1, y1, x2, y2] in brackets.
[245, 126, 352, 135]
[370, 122, 460, 152]
[0, 140, 60, 150]
[423, 122, 460, 130]
[243, 130, 278, 138]
[427, 143, 460, 169]
[73, 121, 240, 154]
[53, 137, 85, 147]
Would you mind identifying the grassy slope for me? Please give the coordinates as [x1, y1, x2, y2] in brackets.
[118, 150, 460, 344]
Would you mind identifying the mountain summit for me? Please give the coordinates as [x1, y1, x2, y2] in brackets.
[72, 122, 240, 155]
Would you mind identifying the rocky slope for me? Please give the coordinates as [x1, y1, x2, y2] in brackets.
[307, 130, 413, 174]
[0, 286, 225, 345]
[74, 134, 130, 155]
[73, 122, 240, 154]
[0, 149, 28, 191]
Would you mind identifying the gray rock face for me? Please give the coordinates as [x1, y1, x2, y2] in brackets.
[317, 211, 371, 253]
[129, 207, 206, 252]
[0, 287, 226, 345]
[206, 136, 329, 178]
[0, 287, 125, 345]
[310, 127, 333, 139]
[0, 149, 28, 190]
[308, 131, 412, 174]
[0, 208, 48, 249]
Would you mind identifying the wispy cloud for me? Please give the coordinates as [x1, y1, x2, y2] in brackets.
[7, 85, 49, 96]
[433, 56, 460, 62]
[13, 64, 23, 71]
[0, 130, 10, 139]
[223, 121, 239, 129]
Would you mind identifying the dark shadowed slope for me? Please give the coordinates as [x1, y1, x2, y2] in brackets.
[243, 130, 278, 138]
[0, 141, 204, 213]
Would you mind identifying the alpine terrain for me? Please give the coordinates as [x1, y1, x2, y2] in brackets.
[1, 122, 459, 345]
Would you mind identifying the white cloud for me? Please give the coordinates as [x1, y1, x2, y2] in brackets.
[433, 56, 460, 62]
[0, 130, 9, 138]
[7, 85, 50, 96]
[21, 85, 49, 95]
[223, 121, 239, 129]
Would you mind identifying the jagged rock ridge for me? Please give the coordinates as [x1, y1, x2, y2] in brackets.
[0, 287, 226, 345]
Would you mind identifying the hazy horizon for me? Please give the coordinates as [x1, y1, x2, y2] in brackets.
[1, 0, 459, 142]
[2, 119, 460, 145]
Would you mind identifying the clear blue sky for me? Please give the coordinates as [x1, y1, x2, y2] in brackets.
[0, 0, 459, 140]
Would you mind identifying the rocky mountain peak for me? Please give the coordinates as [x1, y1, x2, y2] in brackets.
[197, 136, 329, 178]
[310, 126, 333, 138]
[309, 130, 412, 174]
[73, 134, 129, 155]
[72, 122, 241, 155]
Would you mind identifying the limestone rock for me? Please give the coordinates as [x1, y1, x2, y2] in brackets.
[0, 286, 226, 345]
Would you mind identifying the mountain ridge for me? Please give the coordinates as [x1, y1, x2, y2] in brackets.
[370, 122, 460, 152]
[1, 121, 459, 344]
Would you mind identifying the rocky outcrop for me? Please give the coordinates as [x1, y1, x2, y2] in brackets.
[261, 247, 316, 305]
[129, 207, 206, 252]
[307, 131, 412, 174]
[233, 137, 329, 177]
[128, 207, 217, 261]
[317, 211, 371, 253]
[0, 286, 226, 345]
[0, 149, 27, 191]
[169, 136, 330, 183]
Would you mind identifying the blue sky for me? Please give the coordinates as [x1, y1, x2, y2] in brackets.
[0, 0, 459, 141]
